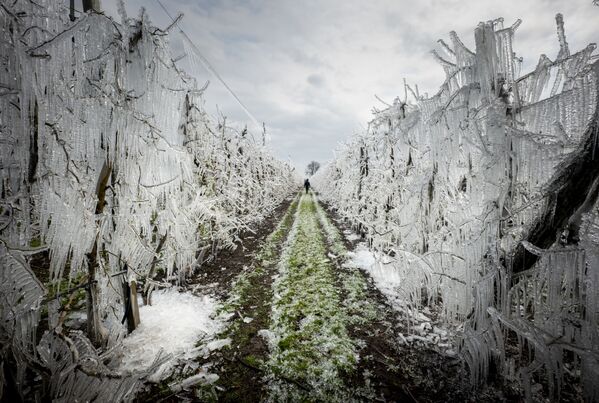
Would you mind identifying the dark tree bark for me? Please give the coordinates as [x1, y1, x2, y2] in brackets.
[85, 160, 111, 346]
[511, 61, 599, 274]
[82, 0, 101, 13]
[28, 100, 38, 184]
[69, 0, 75, 21]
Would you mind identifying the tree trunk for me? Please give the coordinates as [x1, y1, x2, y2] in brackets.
[142, 232, 167, 306]
[123, 276, 140, 333]
[82, 0, 101, 13]
[69, 0, 75, 21]
[85, 161, 111, 346]
[85, 242, 103, 346]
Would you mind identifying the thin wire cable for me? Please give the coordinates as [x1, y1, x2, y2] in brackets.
[156, 0, 262, 132]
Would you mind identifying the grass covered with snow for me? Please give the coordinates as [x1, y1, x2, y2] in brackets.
[313, 194, 378, 324]
[265, 193, 360, 400]
[118, 289, 225, 380]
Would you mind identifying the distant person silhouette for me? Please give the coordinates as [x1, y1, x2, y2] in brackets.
[304, 178, 311, 194]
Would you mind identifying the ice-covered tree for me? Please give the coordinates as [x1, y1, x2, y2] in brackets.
[314, 14, 599, 401]
[0, 2, 296, 400]
[305, 160, 321, 176]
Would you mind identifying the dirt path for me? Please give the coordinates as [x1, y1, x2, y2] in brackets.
[167, 192, 505, 402]
[189, 194, 300, 402]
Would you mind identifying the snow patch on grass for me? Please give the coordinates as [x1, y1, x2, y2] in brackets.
[346, 245, 403, 308]
[118, 289, 225, 380]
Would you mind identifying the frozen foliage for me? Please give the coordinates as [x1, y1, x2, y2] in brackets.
[313, 15, 599, 399]
[345, 245, 455, 353]
[117, 289, 225, 381]
[0, 253, 157, 402]
[36, 330, 162, 403]
[0, 1, 295, 400]
[0, 249, 45, 397]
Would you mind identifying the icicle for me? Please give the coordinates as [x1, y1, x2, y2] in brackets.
[1, 1, 298, 399]
[312, 13, 599, 400]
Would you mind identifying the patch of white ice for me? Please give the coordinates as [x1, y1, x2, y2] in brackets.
[118, 288, 224, 380]
[205, 338, 231, 351]
[258, 329, 275, 343]
[345, 245, 403, 310]
[345, 243, 456, 352]
[345, 233, 362, 242]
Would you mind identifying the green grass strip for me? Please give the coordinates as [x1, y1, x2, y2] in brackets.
[312, 193, 378, 325]
[266, 193, 359, 401]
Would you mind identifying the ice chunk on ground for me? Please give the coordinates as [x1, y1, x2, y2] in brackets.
[118, 289, 224, 379]
[169, 369, 220, 392]
[258, 329, 275, 344]
[346, 245, 400, 306]
[345, 233, 362, 241]
[346, 243, 456, 352]
[348, 248, 376, 268]
[205, 338, 231, 351]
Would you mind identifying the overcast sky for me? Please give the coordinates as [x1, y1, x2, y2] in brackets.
[100, 0, 598, 172]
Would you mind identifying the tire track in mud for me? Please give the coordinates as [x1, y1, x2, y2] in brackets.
[185, 194, 300, 402]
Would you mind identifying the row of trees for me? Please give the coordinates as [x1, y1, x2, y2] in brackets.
[314, 15, 599, 401]
[0, 2, 296, 401]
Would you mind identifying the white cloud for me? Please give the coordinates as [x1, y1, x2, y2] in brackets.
[100, 0, 598, 171]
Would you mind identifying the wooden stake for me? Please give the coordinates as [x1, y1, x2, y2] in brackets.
[123, 277, 140, 333]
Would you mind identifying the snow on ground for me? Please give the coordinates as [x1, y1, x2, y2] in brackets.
[343, 230, 362, 242]
[118, 288, 226, 380]
[345, 245, 403, 310]
[345, 244, 456, 355]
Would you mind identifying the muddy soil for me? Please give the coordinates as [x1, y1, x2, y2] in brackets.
[189, 196, 296, 300]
